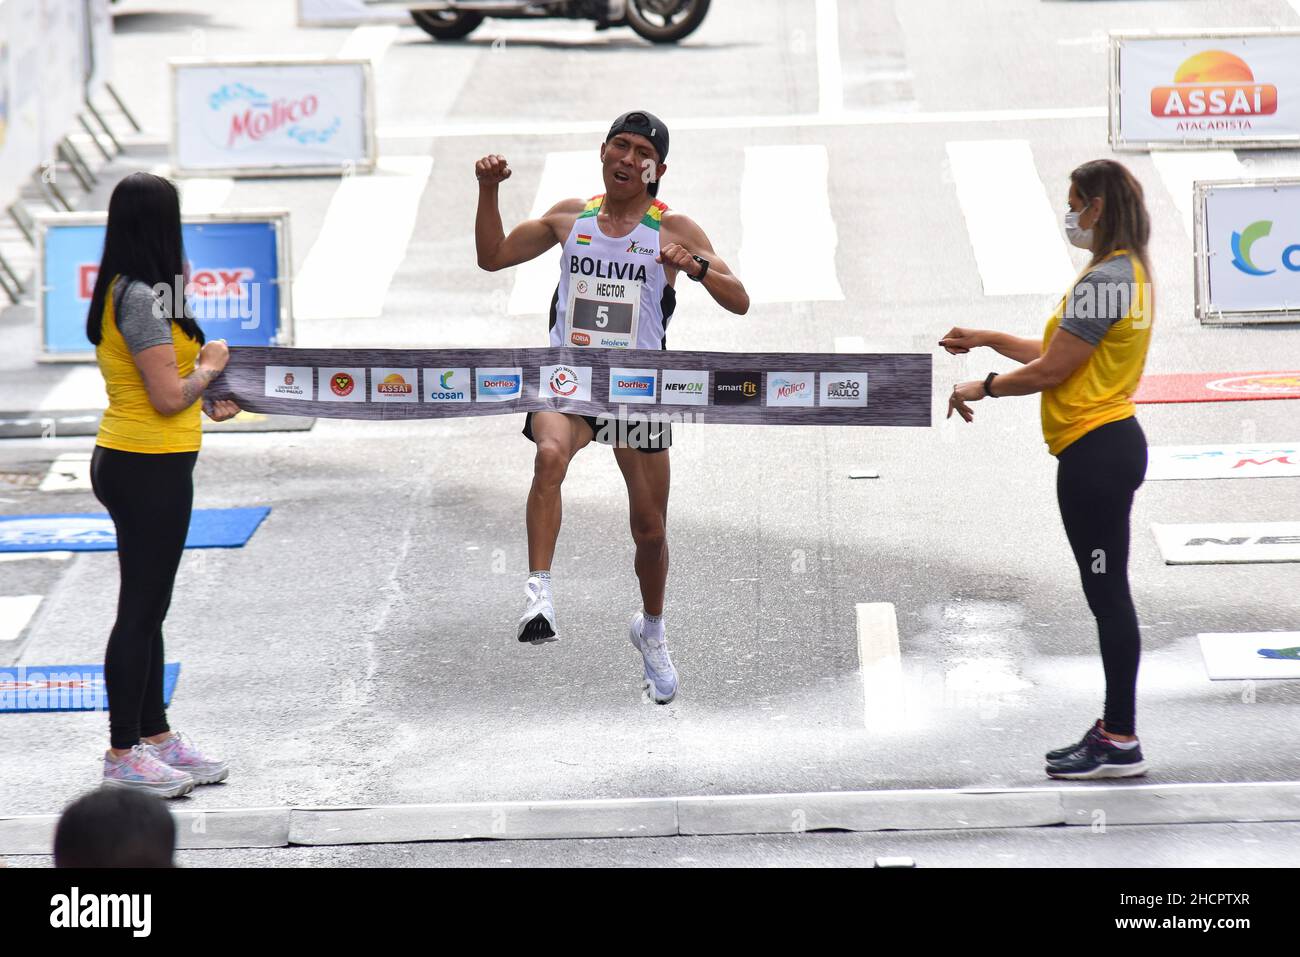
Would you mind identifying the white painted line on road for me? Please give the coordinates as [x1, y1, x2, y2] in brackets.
[816, 0, 844, 116]
[946, 140, 1077, 296]
[507, 151, 598, 315]
[0, 595, 42, 642]
[856, 601, 904, 731]
[835, 336, 866, 352]
[37, 366, 106, 412]
[1150, 149, 1245, 239]
[377, 106, 1109, 141]
[0, 552, 72, 563]
[740, 145, 844, 303]
[180, 178, 235, 214]
[337, 24, 399, 65]
[38, 452, 92, 492]
[293, 155, 434, 321]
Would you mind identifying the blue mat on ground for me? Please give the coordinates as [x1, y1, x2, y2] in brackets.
[0, 663, 180, 713]
[0, 507, 270, 552]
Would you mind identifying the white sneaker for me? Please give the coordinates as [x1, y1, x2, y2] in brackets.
[628, 612, 678, 703]
[517, 576, 559, 645]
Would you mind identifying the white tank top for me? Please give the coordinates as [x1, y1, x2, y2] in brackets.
[549, 194, 676, 350]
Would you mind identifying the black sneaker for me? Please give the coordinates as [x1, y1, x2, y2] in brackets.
[1045, 719, 1104, 762]
[1046, 733, 1148, 780]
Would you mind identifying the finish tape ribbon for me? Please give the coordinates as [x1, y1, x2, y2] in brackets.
[210, 347, 933, 428]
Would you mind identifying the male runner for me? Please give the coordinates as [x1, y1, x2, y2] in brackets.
[474, 110, 749, 703]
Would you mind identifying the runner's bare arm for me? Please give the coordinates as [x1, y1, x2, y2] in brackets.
[659, 212, 749, 315]
[474, 155, 582, 271]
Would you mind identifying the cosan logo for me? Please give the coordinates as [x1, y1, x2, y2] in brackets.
[427, 369, 468, 401]
[1231, 220, 1300, 276]
[50, 887, 151, 938]
[1150, 51, 1277, 121]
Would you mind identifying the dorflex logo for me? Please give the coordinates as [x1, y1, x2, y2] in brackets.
[424, 367, 470, 403]
[265, 366, 312, 400]
[1151, 51, 1277, 129]
[820, 373, 869, 407]
[317, 367, 367, 403]
[766, 372, 815, 408]
[1230, 220, 1300, 276]
[51, 887, 151, 938]
[714, 370, 761, 406]
[539, 365, 593, 402]
[609, 368, 657, 405]
[660, 369, 709, 406]
[371, 368, 418, 403]
[476, 367, 523, 402]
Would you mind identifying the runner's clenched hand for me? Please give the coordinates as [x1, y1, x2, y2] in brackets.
[657, 242, 700, 277]
[475, 154, 512, 185]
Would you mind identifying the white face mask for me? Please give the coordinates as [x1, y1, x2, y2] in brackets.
[1064, 209, 1094, 250]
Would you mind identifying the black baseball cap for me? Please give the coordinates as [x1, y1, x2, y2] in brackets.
[606, 110, 668, 196]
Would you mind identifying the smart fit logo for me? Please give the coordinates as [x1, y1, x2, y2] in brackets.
[1231, 220, 1300, 276]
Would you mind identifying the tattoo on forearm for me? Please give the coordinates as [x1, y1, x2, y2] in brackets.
[179, 366, 215, 408]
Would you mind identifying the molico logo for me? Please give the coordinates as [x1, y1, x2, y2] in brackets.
[767, 372, 815, 408]
[1230, 220, 1300, 276]
[1150, 51, 1277, 131]
[205, 81, 341, 151]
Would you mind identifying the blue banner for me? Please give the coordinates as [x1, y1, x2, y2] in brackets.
[41, 217, 285, 355]
[0, 663, 180, 713]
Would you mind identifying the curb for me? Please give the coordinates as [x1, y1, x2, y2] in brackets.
[3, 781, 1299, 855]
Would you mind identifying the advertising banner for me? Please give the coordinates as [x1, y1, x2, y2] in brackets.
[210, 347, 933, 427]
[171, 58, 375, 177]
[37, 210, 293, 360]
[1194, 179, 1300, 324]
[1146, 443, 1300, 481]
[1135, 370, 1300, 402]
[1153, 521, 1300, 564]
[1110, 31, 1300, 149]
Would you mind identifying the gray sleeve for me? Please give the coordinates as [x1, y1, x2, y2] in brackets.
[1059, 257, 1136, 346]
[114, 280, 175, 355]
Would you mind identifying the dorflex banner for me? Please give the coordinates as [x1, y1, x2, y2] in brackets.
[209, 347, 932, 428]
[1110, 32, 1300, 149]
[1146, 443, 1300, 481]
[1194, 179, 1300, 324]
[171, 58, 375, 177]
[37, 210, 293, 360]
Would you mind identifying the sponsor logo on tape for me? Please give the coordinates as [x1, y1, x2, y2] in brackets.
[660, 369, 709, 406]
[539, 365, 592, 402]
[714, 371, 761, 406]
[476, 367, 523, 402]
[370, 368, 418, 403]
[820, 372, 869, 407]
[317, 367, 367, 403]
[766, 372, 815, 408]
[265, 366, 313, 400]
[424, 367, 470, 403]
[608, 368, 657, 405]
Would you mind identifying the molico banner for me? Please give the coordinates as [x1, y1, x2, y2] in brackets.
[1110, 32, 1300, 149]
[171, 57, 376, 177]
[1194, 178, 1300, 324]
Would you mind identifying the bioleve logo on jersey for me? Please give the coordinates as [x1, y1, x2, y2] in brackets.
[820, 373, 869, 407]
[766, 372, 815, 407]
[1230, 220, 1300, 276]
[538, 365, 593, 402]
[660, 370, 709, 406]
[609, 368, 657, 405]
[1150, 50, 1278, 132]
[265, 366, 312, 400]
[424, 367, 469, 402]
[370, 368, 418, 403]
[476, 367, 523, 402]
[317, 367, 367, 403]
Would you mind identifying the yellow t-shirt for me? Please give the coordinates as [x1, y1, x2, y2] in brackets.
[1041, 251, 1153, 456]
[95, 277, 203, 454]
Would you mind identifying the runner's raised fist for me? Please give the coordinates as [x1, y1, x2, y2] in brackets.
[657, 242, 699, 277]
[475, 154, 512, 185]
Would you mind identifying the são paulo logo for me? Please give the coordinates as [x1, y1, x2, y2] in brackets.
[1150, 51, 1277, 130]
[1230, 220, 1300, 276]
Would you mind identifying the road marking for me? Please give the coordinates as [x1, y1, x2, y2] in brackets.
[856, 601, 904, 731]
[337, 24, 399, 64]
[507, 151, 597, 316]
[377, 106, 1109, 141]
[293, 155, 434, 321]
[1150, 149, 1246, 239]
[0, 552, 71, 563]
[180, 178, 235, 213]
[39, 452, 92, 492]
[740, 145, 844, 303]
[0, 596, 42, 642]
[946, 140, 1076, 296]
[37, 366, 105, 411]
[835, 336, 866, 352]
[816, 0, 844, 115]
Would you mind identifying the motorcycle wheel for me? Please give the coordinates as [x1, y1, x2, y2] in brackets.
[410, 10, 485, 40]
[625, 0, 709, 43]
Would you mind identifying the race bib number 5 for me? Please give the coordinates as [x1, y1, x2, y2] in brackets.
[566, 277, 641, 349]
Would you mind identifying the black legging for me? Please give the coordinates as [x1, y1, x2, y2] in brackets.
[90, 446, 197, 750]
[1055, 415, 1147, 736]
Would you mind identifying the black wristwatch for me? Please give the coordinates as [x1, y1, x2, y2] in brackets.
[983, 372, 999, 397]
[689, 255, 710, 282]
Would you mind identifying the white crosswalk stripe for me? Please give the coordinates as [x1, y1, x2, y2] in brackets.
[0, 596, 43, 643]
[507, 151, 600, 316]
[39, 453, 92, 493]
[1150, 150, 1246, 239]
[946, 139, 1076, 296]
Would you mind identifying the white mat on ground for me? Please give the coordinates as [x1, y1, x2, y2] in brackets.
[1146, 444, 1300, 481]
[1198, 632, 1300, 680]
[1153, 522, 1300, 564]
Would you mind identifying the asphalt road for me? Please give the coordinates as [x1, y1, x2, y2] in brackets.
[1, 0, 1299, 861]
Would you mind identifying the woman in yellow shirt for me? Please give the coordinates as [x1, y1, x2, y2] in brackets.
[86, 172, 240, 797]
[940, 160, 1154, 781]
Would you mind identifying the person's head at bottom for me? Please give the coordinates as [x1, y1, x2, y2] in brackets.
[54, 788, 176, 868]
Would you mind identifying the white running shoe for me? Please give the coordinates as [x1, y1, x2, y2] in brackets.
[517, 576, 559, 645]
[628, 612, 678, 704]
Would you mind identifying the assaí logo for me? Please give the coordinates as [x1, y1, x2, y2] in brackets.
[1150, 50, 1278, 132]
[1231, 220, 1300, 276]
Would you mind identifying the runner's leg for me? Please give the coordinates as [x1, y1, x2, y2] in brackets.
[614, 446, 670, 615]
[526, 412, 594, 571]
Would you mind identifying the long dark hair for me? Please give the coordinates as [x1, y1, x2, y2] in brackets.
[1069, 159, 1153, 280]
[85, 172, 204, 346]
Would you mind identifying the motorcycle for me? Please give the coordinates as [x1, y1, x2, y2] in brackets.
[382, 1, 711, 45]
